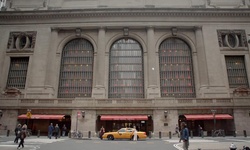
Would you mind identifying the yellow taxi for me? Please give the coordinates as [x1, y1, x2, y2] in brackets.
[102, 128, 147, 140]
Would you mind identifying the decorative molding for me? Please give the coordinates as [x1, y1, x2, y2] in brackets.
[2, 87, 21, 97]
[7, 31, 37, 53]
[123, 27, 129, 36]
[1, 8, 250, 20]
[171, 27, 178, 36]
[233, 86, 250, 97]
[217, 30, 248, 49]
[75, 28, 81, 37]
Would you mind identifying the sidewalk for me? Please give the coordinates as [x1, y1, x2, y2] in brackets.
[162, 136, 250, 150]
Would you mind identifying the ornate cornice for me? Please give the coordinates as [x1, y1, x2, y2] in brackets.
[1, 8, 250, 21]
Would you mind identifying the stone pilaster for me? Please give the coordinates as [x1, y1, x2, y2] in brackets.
[194, 26, 209, 97]
[146, 27, 160, 98]
[92, 27, 106, 98]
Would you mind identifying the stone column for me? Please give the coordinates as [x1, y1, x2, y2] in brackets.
[92, 27, 106, 98]
[194, 26, 209, 95]
[146, 27, 160, 98]
[44, 28, 59, 98]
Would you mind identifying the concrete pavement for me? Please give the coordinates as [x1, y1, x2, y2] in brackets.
[1, 135, 250, 150]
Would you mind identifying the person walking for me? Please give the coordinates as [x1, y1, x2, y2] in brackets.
[54, 124, 60, 139]
[180, 122, 189, 150]
[62, 124, 67, 137]
[132, 126, 138, 141]
[17, 127, 27, 149]
[14, 124, 21, 143]
[99, 126, 105, 140]
[198, 125, 203, 137]
[48, 123, 54, 139]
[173, 124, 180, 137]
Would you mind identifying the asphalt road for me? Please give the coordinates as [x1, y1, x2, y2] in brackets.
[0, 136, 177, 150]
[0, 136, 250, 150]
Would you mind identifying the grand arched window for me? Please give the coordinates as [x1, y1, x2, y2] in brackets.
[109, 38, 144, 98]
[159, 38, 195, 98]
[58, 38, 94, 98]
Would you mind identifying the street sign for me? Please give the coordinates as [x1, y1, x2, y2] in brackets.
[26, 111, 32, 119]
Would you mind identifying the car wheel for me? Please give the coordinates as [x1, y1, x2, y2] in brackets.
[107, 135, 114, 140]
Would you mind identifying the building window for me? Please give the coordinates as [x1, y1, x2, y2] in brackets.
[109, 38, 144, 98]
[58, 38, 94, 98]
[159, 38, 195, 98]
[225, 56, 249, 88]
[6, 57, 29, 89]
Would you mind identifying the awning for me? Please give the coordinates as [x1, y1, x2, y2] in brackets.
[100, 115, 148, 121]
[18, 114, 65, 120]
[184, 114, 233, 120]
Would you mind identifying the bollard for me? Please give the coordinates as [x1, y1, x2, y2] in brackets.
[233, 131, 236, 137]
[149, 131, 152, 139]
[169, 131, 172, 139]
[222, 130, 225, 137]
[212, 130, 214, 137]
[6, 130, 10, 137]
[68, 131, 71, 138]
[243, 130, 247, 137]
[190, 130, 193, 138]
[37, 130, 40, 137]
[159, 131, 161, 139]
[88, 131, 91, 138]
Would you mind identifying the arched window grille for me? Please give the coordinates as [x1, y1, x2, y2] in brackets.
[58, 38, 94, 98]
[159, 38, 195, 98]
[109, 38, 144, 98]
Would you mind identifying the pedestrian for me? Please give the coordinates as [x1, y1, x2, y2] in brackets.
[198, 125, 203, 137]
[180, 122, 189, 150]
[62, 124, 67, 137]
[48, 123, 54, 139]
[54, 124, 60, 139]
[132, 126, 138, 141]
[173, 124, 180, 137]
[99, 126, 105, 140]
[14, 124, 21, 143]
[17, 127, 27, 149]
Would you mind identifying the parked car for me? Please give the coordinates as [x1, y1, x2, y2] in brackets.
[102, 128, 147, 140]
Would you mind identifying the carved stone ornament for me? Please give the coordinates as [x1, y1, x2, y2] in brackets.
[2, 87, 22, 97]
[233, 86, 250, 97]
[217, 30, 247, 49]
[7, 31, 37, 53]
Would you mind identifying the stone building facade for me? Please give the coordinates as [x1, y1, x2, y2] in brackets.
[0, 0, 250, 137]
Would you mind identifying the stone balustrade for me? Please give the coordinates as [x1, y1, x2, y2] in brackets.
[0, 97, 246, 109]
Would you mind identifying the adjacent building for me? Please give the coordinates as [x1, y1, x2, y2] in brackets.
[0, 0, 250, 137]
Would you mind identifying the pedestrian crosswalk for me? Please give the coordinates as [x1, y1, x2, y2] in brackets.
[164, 139, 218, 143]
[0, 138, 65, 150]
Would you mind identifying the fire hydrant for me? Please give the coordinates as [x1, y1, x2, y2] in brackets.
[229, 143, 237, 150]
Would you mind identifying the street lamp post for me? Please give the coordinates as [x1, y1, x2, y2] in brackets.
[0, 110, 3, 119]
[211, 109, 216, 137]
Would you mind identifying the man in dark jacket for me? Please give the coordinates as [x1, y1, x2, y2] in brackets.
[17, 127, 26, 149]
[180, 122, 189, 150]
[14, 124, 21, 143]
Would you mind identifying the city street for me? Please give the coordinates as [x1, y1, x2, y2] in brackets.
[0, 135, 250, 150]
